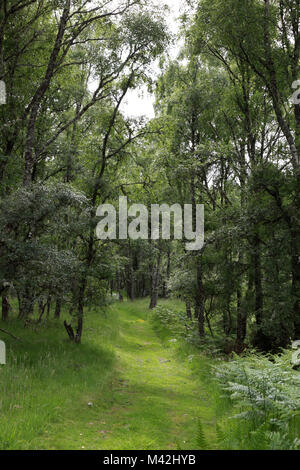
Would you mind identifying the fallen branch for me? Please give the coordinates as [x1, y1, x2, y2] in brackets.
[64, 321, 75, 341]
[0, 328, 21, 341]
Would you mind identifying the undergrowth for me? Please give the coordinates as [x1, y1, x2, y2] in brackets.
[151, 302, 300, 450]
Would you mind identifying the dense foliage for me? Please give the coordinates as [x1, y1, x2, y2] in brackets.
[1, 0, 299, 349]
[0, 0, 300, 452]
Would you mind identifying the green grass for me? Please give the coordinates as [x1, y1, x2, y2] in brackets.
[0, 298, 219, 450]
[3, 298, 297, 450]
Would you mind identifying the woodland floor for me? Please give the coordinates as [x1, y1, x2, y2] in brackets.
[0, 299, 218, 450]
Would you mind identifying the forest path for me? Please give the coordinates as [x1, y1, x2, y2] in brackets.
[33, 299, 218, 450]
[90, 299, 218, 450]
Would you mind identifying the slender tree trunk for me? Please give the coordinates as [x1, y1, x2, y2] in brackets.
[223, 303, 232, 335]
[126, 243, 135, 301]
[116, 272, 123, 302]
[46, 295, 51, 319]
[186, 301, 192, 320]
[195, 260, 205, 337]
[64, 320, 75, 341]
[291, 226, 300, 337]
[37, 301, 46, 323]
[54, 297, 62, 319]
[75, 289, 84, 343]
[23, 1, 71, 185]
[206, 312, 214, 337]
[17, 287, 34, 320]
[162, 246, 171, 298]
[1, 296, 10, 321]
[235, 286, 247, 352]
[234, 247, 250, 352]
[253, 234, 263, 327]
[127, 264, 134, 301]
[149, 246, 161, 310]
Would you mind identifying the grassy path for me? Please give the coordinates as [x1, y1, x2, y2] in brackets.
[1, 299, 218, 450]
[96, 300, 218, 450]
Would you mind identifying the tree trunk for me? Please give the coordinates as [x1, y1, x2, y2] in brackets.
[75, 286, 84, 343]
[149, 247, 161, 310]
[116, 272, 123, 302]
[253, 234, 263, 327]
[235, 286, 247, 353]
[291, 226, 300, 337]
[23, 1, 71, 185]
[54, 297, 62, 319]
[17, 288, 34, 320]
[162, 247, 171, 298]
[186, 301, 192, 320]
[46, 295, 51, 319]
[37, 301, 46, 323]
[1, 296, 10, 321]
[64, 320, 75, 341]
[126, 243, 135, 301]
[195, 260, 205, 337]
[223, 304, 232, 336]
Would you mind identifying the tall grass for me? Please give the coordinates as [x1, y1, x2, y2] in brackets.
[0, 305, 118, 449]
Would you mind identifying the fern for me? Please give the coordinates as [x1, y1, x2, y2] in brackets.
[213, 351, 300, 449]
[215, 423, 225, 448]
[196, 418, 209, 450]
